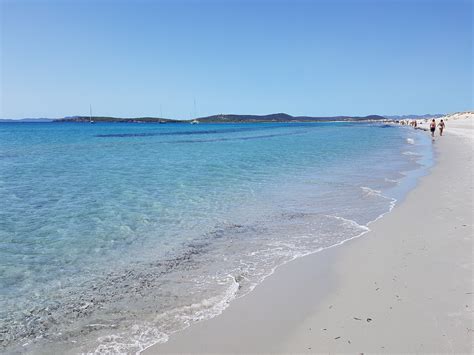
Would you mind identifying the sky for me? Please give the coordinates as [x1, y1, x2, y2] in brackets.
[1, 0, 472, 119]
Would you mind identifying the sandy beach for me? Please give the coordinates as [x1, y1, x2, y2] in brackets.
[145, 116, 473, 354]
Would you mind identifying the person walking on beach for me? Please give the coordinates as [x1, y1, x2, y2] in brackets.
[438, 119, 445, 136]
[430, 119, 436, 137]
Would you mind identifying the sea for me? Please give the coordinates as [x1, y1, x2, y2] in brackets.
[0, 121, 433, 353]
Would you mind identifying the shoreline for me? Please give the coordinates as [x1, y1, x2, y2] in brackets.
[145, 118, 473, 353]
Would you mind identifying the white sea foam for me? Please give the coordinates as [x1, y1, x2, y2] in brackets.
[94, 325, 168, 354]
[170, 276, 240, 324]
[384, 177, 400, 184]
[403, 151, 420, 156]
[406, 138, 415, 144]
[326, 214, 370, 231]
[360, 186, 383, 197]
[97, 277, 240, 355]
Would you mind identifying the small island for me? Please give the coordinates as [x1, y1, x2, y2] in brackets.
[53, 113, 387, 124]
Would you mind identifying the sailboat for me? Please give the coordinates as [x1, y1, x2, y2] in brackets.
[89, 104, 95, 124]
[190, 98, 199, 124]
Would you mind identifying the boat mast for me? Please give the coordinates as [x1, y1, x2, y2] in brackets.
[89, 104, 92, 123]
[193, 98, 197, 119]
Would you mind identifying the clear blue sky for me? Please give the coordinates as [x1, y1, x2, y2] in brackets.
[1, 0, 472, 119]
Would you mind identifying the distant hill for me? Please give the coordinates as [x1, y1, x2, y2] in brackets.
[3, 113, 388, 124]
[193, 113, 386, 123]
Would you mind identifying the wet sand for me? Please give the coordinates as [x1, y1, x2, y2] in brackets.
[145, 117, 473, 354]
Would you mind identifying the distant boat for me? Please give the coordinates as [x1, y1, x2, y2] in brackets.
[190, 99, 199, 124]
[89, 104, 95, 124]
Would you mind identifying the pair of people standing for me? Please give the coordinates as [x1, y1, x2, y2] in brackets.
[430, 119, 445, 137]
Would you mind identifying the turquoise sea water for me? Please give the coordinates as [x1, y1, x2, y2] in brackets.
[0, 122, 432, 353]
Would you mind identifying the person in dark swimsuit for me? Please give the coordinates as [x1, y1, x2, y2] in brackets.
[438, 119, 445, 136]
[430, 119, 436, 137]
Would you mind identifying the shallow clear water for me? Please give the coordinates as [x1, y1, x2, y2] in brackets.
[0, 122, 432, 353]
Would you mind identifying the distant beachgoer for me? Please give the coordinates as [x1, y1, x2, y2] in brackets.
[430, 119, 436, 137]
[438, 119, 445, 136]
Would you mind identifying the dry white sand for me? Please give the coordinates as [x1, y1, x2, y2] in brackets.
[443, 113, 473, 140]
[145, 116, 473, 354]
